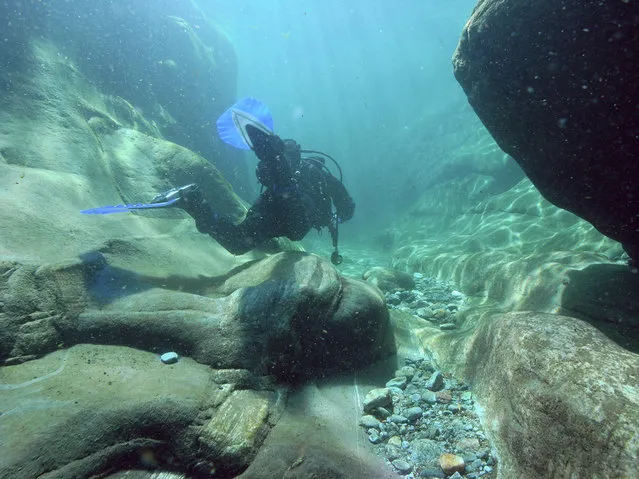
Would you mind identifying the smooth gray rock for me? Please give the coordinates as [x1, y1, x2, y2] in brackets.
[422, 390, 437, 404]
[360, 415, 381, 429]
[386, 376, 409, 389]
[395, 365, 416, 379]
[389, 414, 408, 424]
[368, 430, 382, 444]
[373, 407, 393, 420]
[405, 407, 423, 422]
[363, 388, 392, 412]
[362, 267, 415, 292]
[391, 459, 413, 475]
[160, 352, 179, 364]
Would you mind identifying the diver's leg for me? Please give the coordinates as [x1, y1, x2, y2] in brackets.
[213, 193, 314, 253]
[187, 192, 281, 255]
[151, 185, 310, 254]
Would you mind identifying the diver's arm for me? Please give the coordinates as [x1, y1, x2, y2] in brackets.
[246, 125, 295, 189]
[325, 174, 355, 222]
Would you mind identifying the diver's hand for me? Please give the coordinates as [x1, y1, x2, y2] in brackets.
[246, 124, 285, 162]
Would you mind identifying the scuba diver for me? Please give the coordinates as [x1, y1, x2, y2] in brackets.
[81, 98, 355, 265]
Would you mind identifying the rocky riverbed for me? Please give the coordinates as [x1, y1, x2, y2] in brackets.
[360, 356, 498, 479]
[300, 245, 500, 478]
[384, 273, 466, 331]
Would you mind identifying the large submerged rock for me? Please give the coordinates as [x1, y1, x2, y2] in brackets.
[0, 344, 282, 478]
[453, 0, 639, 261]
[463, 312, 639, 478]
[0, 251, 394, 477]
[0, 251, 392, 379]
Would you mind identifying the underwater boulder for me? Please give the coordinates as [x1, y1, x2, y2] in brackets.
[453, 0, 639, 262]
[30, 252, 394, 382]
[465, 311, 639, 478]
[0, 344, 281, 478]
[363, 266, 415, 293]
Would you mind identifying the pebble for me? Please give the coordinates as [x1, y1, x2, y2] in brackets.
[457, 437, 481, 451]
[422, 390, 437, 404]
[416, 307, 434, 319]
[360, 415, 381, 429]
[439, 453, 465, 475]
[363, 388, 392, 412]
[388, 435, 402, 447]
[425, 371, 444, 391]
[433, 308, 447, 319]
[404, 407, 423, 422]
[435, 390, 452, 403]
[392, 459, 413, 474]
[395, 365, 416, 379]
[386, 376, 409, 389]
[386, 444, 402, 460]
[467, 458, 483, 472]
[375, 406, 392, 419]
[368, 429, 382, 444]
[389, 414, 408, 424]
[160, 352, 179, 364]
[420, 469, 445, 478]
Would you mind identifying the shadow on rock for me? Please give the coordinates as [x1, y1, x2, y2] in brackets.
[560, 263, 639, 353]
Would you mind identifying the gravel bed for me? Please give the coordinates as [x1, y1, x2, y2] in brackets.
[360, 356, 498, 478]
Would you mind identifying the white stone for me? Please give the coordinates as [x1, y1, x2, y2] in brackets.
[160, 352, 179, 364]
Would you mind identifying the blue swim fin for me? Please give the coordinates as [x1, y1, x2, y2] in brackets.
[80, 198, 180, 214]
[216, 97, 274, 150]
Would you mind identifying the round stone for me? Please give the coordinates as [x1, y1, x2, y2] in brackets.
[360, 414, 381, 429]
[439, 453, 465, 475]
[160, 352, 179, 364]
[391, 459, 413, 475]
[405, 406, 424, 421]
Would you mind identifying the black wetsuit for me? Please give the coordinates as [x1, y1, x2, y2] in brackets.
[184, 129, 355, 255]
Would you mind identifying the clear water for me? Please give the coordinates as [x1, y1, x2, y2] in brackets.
[2, 1, 635, 478]
[204, 0, 478, 233]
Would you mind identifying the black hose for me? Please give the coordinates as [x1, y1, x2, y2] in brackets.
[300, 149, 343, 182]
